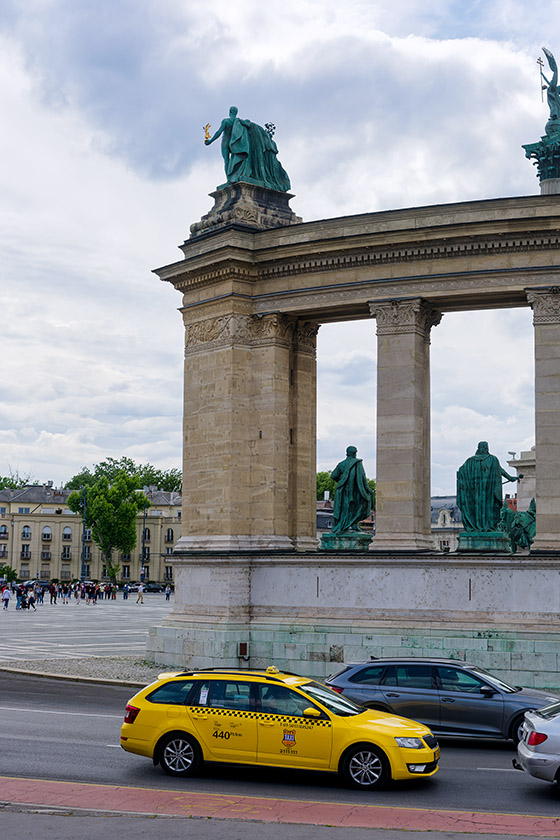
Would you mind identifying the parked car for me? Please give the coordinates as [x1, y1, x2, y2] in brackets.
[325, 658, 560, 744]
[144, 583, 164, 593]
[120, 666, 440, 790]
[515, 700, 560, 784]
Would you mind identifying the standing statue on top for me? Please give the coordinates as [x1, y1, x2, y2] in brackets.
[541, 47, 560, 136]
[456, 441, 522, 552]
[205, 106, 291, 192]
[523, 47, 560, 185]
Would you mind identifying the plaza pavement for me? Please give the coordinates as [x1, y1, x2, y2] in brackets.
[0, 592, 173, 664]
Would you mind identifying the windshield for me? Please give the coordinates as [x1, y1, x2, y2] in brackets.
[301, 682, 363, 716]
[534, 701, 560, 719]
[470, 667, 517, 693]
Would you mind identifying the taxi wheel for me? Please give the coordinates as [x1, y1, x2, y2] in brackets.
[160, 733, 201, 777]
[341, 743, 389, 790]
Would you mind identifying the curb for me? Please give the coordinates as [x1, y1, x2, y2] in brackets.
[0, 664, 148, 689]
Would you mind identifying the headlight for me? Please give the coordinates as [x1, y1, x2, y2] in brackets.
[395, 737, 425, 749]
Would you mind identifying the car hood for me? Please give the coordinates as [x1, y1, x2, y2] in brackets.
[356, 708, 430, 735]
[515, 687, 560, 706]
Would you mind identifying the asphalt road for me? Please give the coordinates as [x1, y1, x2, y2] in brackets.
[1, 673, 559, 818]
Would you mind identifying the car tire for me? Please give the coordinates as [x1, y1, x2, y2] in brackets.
[159, 733, 201, 777]
[510, 715, 525, 746]
[340, 743, 390, 790]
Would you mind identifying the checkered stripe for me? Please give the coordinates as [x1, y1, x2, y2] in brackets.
[188, 707, 331, 726]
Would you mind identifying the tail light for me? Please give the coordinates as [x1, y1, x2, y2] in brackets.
[124, 704, 140, 724]
[330, 686, 344, 694]
[527, 731, 548, 746]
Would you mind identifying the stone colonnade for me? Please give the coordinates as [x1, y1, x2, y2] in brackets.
[155, 195, 560, 555]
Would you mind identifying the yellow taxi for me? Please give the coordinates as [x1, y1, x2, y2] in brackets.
[120, 666, 439, 790]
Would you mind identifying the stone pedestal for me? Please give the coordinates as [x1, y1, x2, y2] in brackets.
[320, 531, 373, 551]
[369, 298, 442, 551]
[457, 531, 511, 553]
[189, 182, 302, 239]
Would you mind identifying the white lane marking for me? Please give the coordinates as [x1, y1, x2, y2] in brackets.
[106, 744, 121, 748]
[477, 767, 520, 772]
[0, 706, 123, 719]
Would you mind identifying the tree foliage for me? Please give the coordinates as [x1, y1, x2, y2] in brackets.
[0, 563, 17, 582]
[0, 469, 36, 490]
[317, 471, 376, 509]
[65, 457, 181, 492]
[67, 472, 150, 583]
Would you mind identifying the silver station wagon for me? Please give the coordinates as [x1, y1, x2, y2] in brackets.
[325, 658, 560, 744]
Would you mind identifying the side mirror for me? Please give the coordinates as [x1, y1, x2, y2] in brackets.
[303, 707, 321, 718]
[480, 685, 496, 696]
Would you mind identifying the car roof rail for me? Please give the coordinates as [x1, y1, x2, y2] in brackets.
[172, 666, 307, 681]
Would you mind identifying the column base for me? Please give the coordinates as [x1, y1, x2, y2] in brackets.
[370, 535, 434, 552]
[174, 535, 295, 552]
[457, 532, 511, 553]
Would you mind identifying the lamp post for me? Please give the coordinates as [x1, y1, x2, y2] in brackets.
[141, 502, 147, 581]
[80, 486, 87, 583]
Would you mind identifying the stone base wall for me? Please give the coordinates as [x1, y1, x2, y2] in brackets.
[146, 551, 560, 689]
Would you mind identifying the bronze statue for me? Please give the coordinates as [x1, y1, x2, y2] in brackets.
[457, 441, 520, 533]
[330, 446, 373, 534]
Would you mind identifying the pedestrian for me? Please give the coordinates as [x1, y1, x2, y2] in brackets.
[122, 583, 129, 600]
[49, 583, 57, 605]
[165, 584, 171, 601]
[2, 586, 11, 609]
[27, 591, 37, 611]
[136, 582, 144, 604]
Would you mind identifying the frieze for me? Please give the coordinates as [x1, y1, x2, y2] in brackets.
[369, 299, 442, 338]
[526, 287, 560, 324]
[170, 231, 560, 294]
[184, 312, 301, 353]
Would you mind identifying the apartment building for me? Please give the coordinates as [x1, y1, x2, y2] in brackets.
[0, 484, 182, 583]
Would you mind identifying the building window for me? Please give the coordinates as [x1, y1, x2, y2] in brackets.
[40, 566, 50, 578]
[143, 547, 150, 560]
[83, 545, 91, 560]
[121, 552, 130, 561]
[83, 564, 90, 578]
[165, 566, 173, 580]
[20, 565, 29, 577]
[102, 566, 110, 578]
[0, 506, 5, 514]
[62, 526, 72, 541]
[41, 550, 51, 560]
[21, 525, 31, 540]
[21, 546, 31, 559]
[122, 565, 130, 579]
[166, 546, 173, 555]
[141, 565, 149, 580]
[61, 546, 72, 560]
[142, 527, 151, 542]
[165, 528, 174, 543]
[61, 565, 71, 580]
[177, 510, 181, 519]
[0, 546, 7, 558]
[42, 527, 52, 541]
[0, 525, 8, 539]
[18, 507, 30, 514]
[84, 529, 92, 541]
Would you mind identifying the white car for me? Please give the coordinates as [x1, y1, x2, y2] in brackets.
[515, 701, 560, 784]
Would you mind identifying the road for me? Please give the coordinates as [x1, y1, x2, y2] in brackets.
[1, 671, 559, 821]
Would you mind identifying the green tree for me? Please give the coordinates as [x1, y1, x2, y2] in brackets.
[67, 472, 150, 583]
[0, 563, 17, 582]
[65, 457, 181, 492]
[317, 471, 376, 509]
[0, 469, 36, 490]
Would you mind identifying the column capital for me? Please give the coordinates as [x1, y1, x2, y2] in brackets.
[369, 298, 442, 339]
[526, 286, 560, 324]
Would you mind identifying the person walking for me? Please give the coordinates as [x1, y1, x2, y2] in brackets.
[122, 583, 129, 601]
[165, 584, 171, 602]
[136, 582, 144, 604]
[49, 583, 57, 605]
[2, 586, 11, 609]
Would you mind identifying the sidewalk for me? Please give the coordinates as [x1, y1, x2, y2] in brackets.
[2, 776, 559, 837]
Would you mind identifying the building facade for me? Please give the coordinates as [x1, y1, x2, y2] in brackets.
[0, 484, 181, 583]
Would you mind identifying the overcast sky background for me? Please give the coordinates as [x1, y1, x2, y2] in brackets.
[0, 0, 554, 493]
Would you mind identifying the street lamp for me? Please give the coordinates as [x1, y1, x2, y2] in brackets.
[141, 501, 148, 581]
[80, 486, 87, 583]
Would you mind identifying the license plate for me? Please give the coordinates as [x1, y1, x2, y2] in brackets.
[434, 747, 440, 760]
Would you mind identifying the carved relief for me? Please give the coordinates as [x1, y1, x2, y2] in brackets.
[369, 299, 442, 338]
[526, 287, 560, 324]
[184, 312, 300, 353]
[295, 321, 320, 354]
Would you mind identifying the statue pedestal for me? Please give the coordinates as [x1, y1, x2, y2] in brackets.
[457, 531, 511, 553]
[189, 182, 302, 239]
[321, 531, 373, 551]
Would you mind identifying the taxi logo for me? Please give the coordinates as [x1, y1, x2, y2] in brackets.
[282, 729, 296, 748]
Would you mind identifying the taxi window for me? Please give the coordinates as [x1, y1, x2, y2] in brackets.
[438, 667, 485, 693]
[192, 680, 254, 711]
[146, 680, 195, 705]
[258, 684, 318, 717]
[348, 665, 385, 685]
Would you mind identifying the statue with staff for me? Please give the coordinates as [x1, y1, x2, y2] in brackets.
[540, 47, 560, 135]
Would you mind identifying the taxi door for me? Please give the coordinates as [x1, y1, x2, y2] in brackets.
[255, 684, 332, 769]
[187, 679, 258, 762]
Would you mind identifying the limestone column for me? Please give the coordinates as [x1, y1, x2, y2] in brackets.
[526, 287, 560, 552]
[289, 321, 320, 551]
[369, 298, 442, 551]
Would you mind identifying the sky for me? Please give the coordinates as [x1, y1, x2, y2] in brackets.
[0, 0, 554, 494]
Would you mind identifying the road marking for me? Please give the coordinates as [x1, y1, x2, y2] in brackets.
[477, 767, 520, 772]
[0, 706, 122, 720]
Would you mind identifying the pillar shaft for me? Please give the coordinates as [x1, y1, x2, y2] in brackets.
[527, 288, 560, 552]
[370, 298, 442, 550]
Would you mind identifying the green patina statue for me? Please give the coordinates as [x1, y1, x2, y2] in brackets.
[541, 47, 560, 136]
[501, 498, 537, 553]
[457, 441, 521, 552]
[331, 446, 373, 535]
[205, 106, 291, 192]
[523, 47, 560, 181]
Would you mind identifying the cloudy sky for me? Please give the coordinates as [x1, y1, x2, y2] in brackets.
[0, 0, 554, 493]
